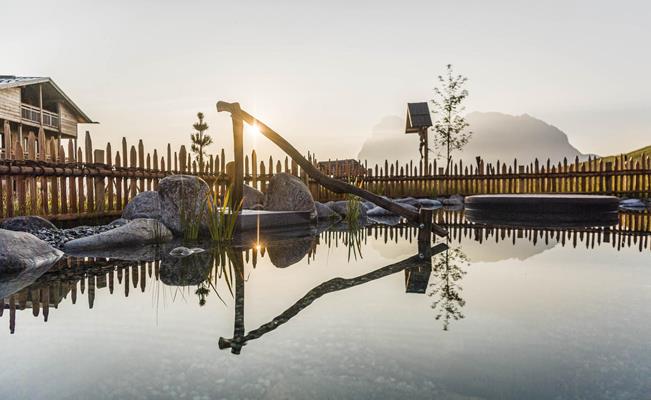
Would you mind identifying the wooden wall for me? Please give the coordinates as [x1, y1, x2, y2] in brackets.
[58, 102, 78, 138]
[0, 87, 21, 122]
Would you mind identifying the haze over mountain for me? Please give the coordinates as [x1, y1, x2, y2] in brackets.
[358, 112, 591, 167]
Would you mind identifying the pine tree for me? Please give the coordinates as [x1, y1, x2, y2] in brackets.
[431, 64, 472, 172]
[190, 112, 213, 172]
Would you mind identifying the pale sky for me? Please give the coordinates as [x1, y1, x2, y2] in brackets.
[2, 0, 650, 162]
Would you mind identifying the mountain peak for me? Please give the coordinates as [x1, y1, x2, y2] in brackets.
[357, 111, 587, 166]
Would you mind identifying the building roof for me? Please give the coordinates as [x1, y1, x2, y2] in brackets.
[405, 102, 432, 133]
[0, 75, 95, 123]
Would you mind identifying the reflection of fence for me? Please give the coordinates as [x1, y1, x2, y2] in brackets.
[363, 210, 651, 252]
[2, 215, 649, 334]
[2, 128, 650, 221]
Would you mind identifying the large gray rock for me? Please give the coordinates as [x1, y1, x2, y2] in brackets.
[158, 175, 211, 235]
[264, 173, 317, 220]
[0, 229, 63, 273]
[315, 202, 342, 222]
[122, 191, 162, 220]
[0, 216, 57, 233]
[64, 219, 172, 253]
[243, 185, 265, 209]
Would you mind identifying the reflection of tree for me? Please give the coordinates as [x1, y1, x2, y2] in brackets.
[427, 240, 469, 330]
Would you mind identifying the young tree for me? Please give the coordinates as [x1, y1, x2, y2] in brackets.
[190, 112, 213, 172]
[431, 64, 472, 172]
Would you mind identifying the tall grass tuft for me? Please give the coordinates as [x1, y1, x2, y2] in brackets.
[345, 194, 362, 227]
[206, 186, 243, 242]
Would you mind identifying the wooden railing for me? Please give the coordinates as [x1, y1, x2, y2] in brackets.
[20, 103, 59, 129]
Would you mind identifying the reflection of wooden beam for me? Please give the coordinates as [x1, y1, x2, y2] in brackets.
[218, 243, 448, 353]
[216, 101, 447, 237]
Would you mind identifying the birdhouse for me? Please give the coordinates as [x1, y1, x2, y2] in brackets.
[405, 102, 432, 134]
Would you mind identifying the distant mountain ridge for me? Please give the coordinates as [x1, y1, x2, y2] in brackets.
[357, 112, 592, 167]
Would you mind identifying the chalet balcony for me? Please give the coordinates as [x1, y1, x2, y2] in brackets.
[20, 103, 59, 130]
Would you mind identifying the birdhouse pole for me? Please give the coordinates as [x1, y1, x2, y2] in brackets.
[420, 126, 429, 173]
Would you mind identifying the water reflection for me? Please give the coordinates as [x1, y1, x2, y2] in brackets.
[1, 210, 649, 337]
[428, 239, 469, 331]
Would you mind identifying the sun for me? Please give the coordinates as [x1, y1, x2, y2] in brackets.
[246, 123, 262, 138]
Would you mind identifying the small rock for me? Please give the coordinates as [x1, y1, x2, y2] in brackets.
[619, 198, 646, 209]
[315, 202, 342, 222]
[169, 247, 205, 257]
[108, 218, 129, 227]
[438, 194, 464, 206]
[367, 203, 418, 217]
[328, 200, 368, 220]
[396, 197, 420, 207]
[417, 198, 443, 209]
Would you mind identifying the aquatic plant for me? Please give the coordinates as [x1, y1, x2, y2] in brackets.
[206, 186, 242, 242]
[345, 194, 362, 227]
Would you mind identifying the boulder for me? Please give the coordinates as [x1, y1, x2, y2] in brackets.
[367, 203, 418, 217]
[0, 215, 57, 233]
[243, 185, 265, 209]
[264, 173, 317, 220]
[122, 191, 162, 220]
[315, 202, 342, 222]
[158, 175, 211, 235]
[0, 229, 63, 273]
[64, 219, 172, 253]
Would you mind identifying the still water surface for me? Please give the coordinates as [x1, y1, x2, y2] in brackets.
[1, 213, 650, 399]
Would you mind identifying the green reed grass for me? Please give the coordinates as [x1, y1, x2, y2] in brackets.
[206, 186, 242, 242]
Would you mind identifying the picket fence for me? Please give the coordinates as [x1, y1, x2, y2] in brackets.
[1, 129, 650, 221]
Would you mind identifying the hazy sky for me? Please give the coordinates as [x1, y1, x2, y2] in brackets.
[3, 0, 650, 161]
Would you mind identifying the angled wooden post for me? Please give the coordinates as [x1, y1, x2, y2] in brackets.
[230, 102, 244, 210]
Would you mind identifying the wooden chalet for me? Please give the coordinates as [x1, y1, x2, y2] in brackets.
[0, 75, 94, 158]
[318, 159, 367, 177]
